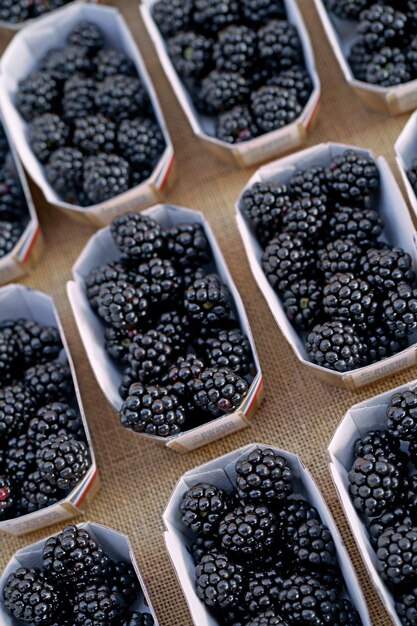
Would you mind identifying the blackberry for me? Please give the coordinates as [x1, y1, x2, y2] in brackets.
[377, 523, 417, 586]
[268, 67, 314, 106]
[382, 283, 417, 339]
[167, 354, 205, 398]
[279, 574, 338, 624]
[235, 447, 293, 504]
[396, 586, 417, 626]
[19, 471, 61, 514]
[292, 519, 337, 570]
[348, 454, 404, 517]
[354, 429, 406, 467]
[31, 0, 70, 18]
[180, 482, 228, 535]
[241, 0, 286, 27]
[73, 584, 125, 625]
[41, 46, 93, 82]
[258, 20, 303, 71]
[0, 328, 21, 382]
[62, 76, 96, 121]
[106, 560, 139, 605]
[24, 360, 73, 404]
[387, 388, 417, 441]
[367, 47, 411, 86]
[368, 506, 413, 549]
[358, 4, 408, 52]
[323, 272, 377, 329]
[193, 0, 241, 36]
[289, 166, 328, 204]
[95, 75, 149, 121]
[334, 599, 362, 626]
[68, 21, 105, 55]
[0, 170, 26, 220]
[216, 105, 259, 144]
[120, 383, 185, 437]
[327, 150, 380, 204]
[117, 118, 165, 170]
[0, 126, 9, 167]
[121, 612, 154, 626]
[244, 611, 289, 625]
[4, 318, 62, 367]
[244, 567, 284, 615]
[262, 234, 313, 292]
[318, 239, 361, 281]
[46, 147, 84, 202]
[214, 25, 257, 75]
[282, 197, 327, 241]
[3, 568, 62, 625]
[155, 310, 191, 355]
[184, 274, 232, 326]
[16, 71, 59, 122]
[205, 328, 253, 375]
[183, 266, 207, 288]
[195, 551, 244, 609]
[128, 330, 174, 384]
[166, 222, 211, 269]
[190, 536, 217, 564]
[328, 206, 383, 247]
[193, 367, 248, 416]
[119, 366, 139, 400]
[36, 435, 90, 490]
[408, 159, 417, 194]
[28, 402, 85, 448]
[96, 280, 148, 331]
[111, 212, 165, 263]
[282, 279, 322, 330]
[361, 246, 415, 293]
[240, 182, 292, 243]
[251, 86, 302, 133]
[168, 31, 213, 79]
[83, 153, 130, 205]
[152, 0, 193, 38]
[218, 503, 277, 559]
[42, 524, 110, 586]
[0, 384, 37, 437]
[104, 326, 138, 364]
[407, 36, 417, 75]
[0, 221, 24, 257]
[86, 262, 130, 310]
[276, 499, 321, 541]
[348, 41, 373, 81]
[0, 0, 30, 23]
[5, 434, 36, 482]
[73, 114, 116, 156]
[327, 0, 370, 20]
[197, 70, 249, 115]
[94, 48, 136, 81]
[306, 320, 363, 372]
[0, 475, 15, 519]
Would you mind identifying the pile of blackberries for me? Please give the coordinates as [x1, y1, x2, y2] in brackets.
[240, 147, 417, 373]
[326, 1, 417, 87]
[152, 0, 314, 144]
[348, 386, 417, 625]
[0, 317, 91, 521]
[179, 446, 362, 625]
[0, 0, 73, 24]
[15, 20, 166, 207]
[85, 210, 256, 438]
[2, 524, 154, 625]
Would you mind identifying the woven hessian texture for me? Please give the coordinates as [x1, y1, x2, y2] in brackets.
[0, 1, 416, 624]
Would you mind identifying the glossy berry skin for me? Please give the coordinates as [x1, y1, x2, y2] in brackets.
[318, 239, 361, 282]
[152, 0, 193, 37]
[197, 70, 249, 115]
[262, 234, 313, 293]
[251, 86, 302, 133]
[257, 20, 303, 71]
[195, 551, 244, 609]
[193, 367, 248, 416]
[279, 574, 338, 624]
[353, 429, 406, 467]
[306, 320, 363, 373]
[216, 106, 259, 144]
[128, 330, 173, 385]
[244, 568, 285, 615]
[235, 447, 293, 504]
[184, 275, 232, 326]
[214, 25, 257, 75]
[387, 388, 417, 441]
[276, 499, 320, 541]
[377, 524, 417, 586]
[3, 567, 62, 625]
[218, 503, 277, 559]
[167, 223, 211, 269]
[282, 279, 322, 330]
[73, 584, 125, 625]
[368, 506, 413, 549]
[105, 560, 140, 605]
[168, 31, 213, 79]
[382, 283, 417, 339]
[397, 586, 417, 626]
[120, 383, 185, 437]
[244, 611, 289, 626]
[323, 272, 377, 330]
[327, 150, 380, 204]
[36, 435, 90, 491]
[358, 4, 408, 52]
[292, 519, 337, 570]
[180, 482, 228, 535]
[111, 213, 165, 263]
[205, 328, 253, 376]
[241, 182, 292, 241]
[348, 454, 404, 517]
[24, 360, 73, 404]
[96, 281, 148, 332]
[360, 246, 415, 294]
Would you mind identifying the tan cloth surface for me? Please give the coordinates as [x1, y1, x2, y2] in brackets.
[0, 1, 416, 624]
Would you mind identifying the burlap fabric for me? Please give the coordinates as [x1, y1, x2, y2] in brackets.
[0, 1, 416, 624]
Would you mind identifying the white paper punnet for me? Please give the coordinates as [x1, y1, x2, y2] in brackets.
[0, 521, 159, 625]
[235, 142, 417, 390]
[395, 110, 417, 222]
[163, 442, 371, 626]
[0, 3, 174, 226]
[0, 284, 99, 536]
[140, 0, 320, 168]
[328, 381, 417, 626]
[67, 204, 263, 453]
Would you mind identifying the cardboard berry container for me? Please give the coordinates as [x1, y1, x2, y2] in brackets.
[163, 442, 371, 626]
[67, 204, 263, 453]
[140, 0, 321, 168]
[0, 284, 99, 537]
[236, 142, 417, 391]
[328, 380, 417, 626]
[0, 115, 43, 286]
[395, 110, 417, 223]
[0, 4, 175, 227]
[314, 0, 417, 114]
[0, 521, 159, 626]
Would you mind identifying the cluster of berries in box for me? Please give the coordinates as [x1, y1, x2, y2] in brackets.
[85, 211, 255, 437]
[2, 524, 154, 625]
[326, 1, 417, 87]
[0, 318, 90, 521]
[15, 20, 165, 207]
[0, 123, 29, 260]
[240, 148, 417, 373]
[152, 0, 313, 144]
[347, 387, 417, 625]
[0, 0, 73, 24]
[180, 446, 362, 626]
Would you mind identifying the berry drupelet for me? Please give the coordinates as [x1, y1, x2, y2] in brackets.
[383, 283, 417, 339]
[279, 574, 338, 624]
[74, 584, 125, 625]
[268, 67, 314, 106]
[377, 523, 417, 586]
[241, 0, 287, 26]
[46, 147, 84, 203]
[327, 149, 380, 204]
[95, 75, 149, 121]
[85, 262, 130, 310]
[96, 281, 149, 332]
[41, 45, 93, 82]
[94, 47, 136, 81]
[28, 402, 85, 448]
[0, 383, 37, 437]
[291, 519, 337, 570]
[152, 0, 193, 38]
[360, 246, 415, 293]
[328, 205, 383, 247]
[62, 76, 96, 121]
[366, 47, 411, 86]
[327, 0, 369, 20]
[282, 197, 327, 241]
[18, 470, 61, 514]
[323, 272, 377, 330]
[193, 0, 241, 36]
[244, 567, 285, 615]
[128, 329, 174, 384]
[184, 274, 233, 326]
[24, 359, 73, 404]
[357, 4, 408, 52]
